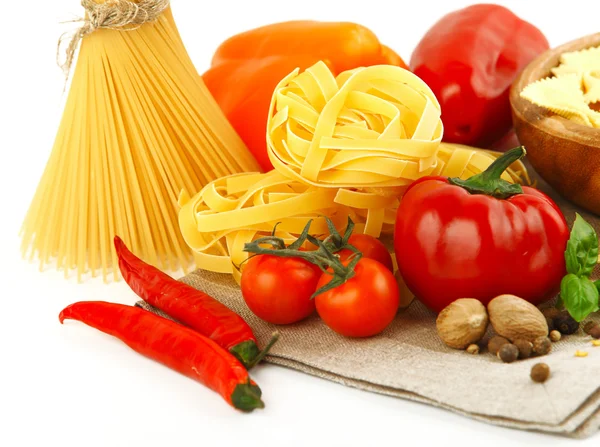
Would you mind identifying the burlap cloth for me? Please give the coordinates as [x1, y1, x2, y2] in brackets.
[142, 164, 600, 438]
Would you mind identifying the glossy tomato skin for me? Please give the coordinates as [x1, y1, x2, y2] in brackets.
[394, 177, 569, 313]
[241, 254, 321, 324]
[337, 234, 394, 272]
[315, 258, 399, 337]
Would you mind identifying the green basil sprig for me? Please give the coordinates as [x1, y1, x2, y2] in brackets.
[560, 214, 599, 322]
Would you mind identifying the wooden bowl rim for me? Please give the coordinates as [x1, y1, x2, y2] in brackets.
[510, 32, 600, 149]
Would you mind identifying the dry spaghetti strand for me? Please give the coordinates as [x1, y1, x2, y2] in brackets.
[21, 4, 261, 282]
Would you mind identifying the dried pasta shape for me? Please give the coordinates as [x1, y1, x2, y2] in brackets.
[552, 46, 600, 78]
[582, 73, 600, 104]
[20, 6, 260, 282]
[520, 74, 598, 126]
[178, 143, 528, 282]
[266, 61, 443, 188]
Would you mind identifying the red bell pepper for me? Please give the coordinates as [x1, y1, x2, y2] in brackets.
[410, 4, 549, 147]
[203, 21, 408, 171]
[394, 147, 569, 313]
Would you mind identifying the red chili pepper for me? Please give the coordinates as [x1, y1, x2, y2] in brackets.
[114, 236, 274, 369]
[394, 147, 569, 313]
[410, 4, 549, 147]
[59, 301, 264, 412]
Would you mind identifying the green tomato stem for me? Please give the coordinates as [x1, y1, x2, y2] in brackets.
[243, 220, 362, 298]
[448, 146, 525, 199]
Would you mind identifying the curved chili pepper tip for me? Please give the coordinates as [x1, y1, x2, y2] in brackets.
[113, 235, 125, 251]
[231, 381, 265, 412]
[59, 305, 73, 324]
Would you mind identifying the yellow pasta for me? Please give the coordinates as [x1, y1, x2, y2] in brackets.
[266, 61, 443, 188]
[521, 45, 600, 127]
[521, 74, 600, 127]
[20, 3, 260, 282]
[179, 143, 528, 282]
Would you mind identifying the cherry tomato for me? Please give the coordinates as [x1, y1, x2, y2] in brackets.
[315, 258, 399, 337]
[241, 254, 322, 324]
[337, 234, 394, 272]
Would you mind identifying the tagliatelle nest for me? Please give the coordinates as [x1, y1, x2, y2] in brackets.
[266, 61, 444, 188]
[178, 141, 529, 282]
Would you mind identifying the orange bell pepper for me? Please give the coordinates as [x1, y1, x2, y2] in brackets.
[203, 21, 408, 171]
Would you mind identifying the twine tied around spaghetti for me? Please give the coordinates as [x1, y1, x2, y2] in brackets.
[57, 0, 170, 77]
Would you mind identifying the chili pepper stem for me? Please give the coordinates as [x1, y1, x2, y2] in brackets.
[448, 146, 526, 199]
[247, 332, 281, 369]
[230, 341, 261, 369]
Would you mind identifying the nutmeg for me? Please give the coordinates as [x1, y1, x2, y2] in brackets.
[590, 326, 600, 340]
[436, 299, 488, 349]
[488, 295, 548, 342]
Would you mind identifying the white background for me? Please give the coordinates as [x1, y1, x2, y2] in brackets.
[1, 1, 598, 446]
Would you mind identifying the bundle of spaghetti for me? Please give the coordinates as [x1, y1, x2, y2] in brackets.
[21, 1, 260, 282]
[178, 143, 528, 282]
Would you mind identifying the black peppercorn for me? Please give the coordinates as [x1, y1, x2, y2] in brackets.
[584, 321, 599, 335]
[533, 336, 552, 356]
[541, 307, 560, 320]
[488, 335, 510, 355]
[498, 344, 519, 363]
[513, 339, 533, 359]
[545, 317, 555, 332]
[553, 312, 579, 335]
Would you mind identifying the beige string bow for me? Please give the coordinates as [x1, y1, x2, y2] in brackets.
[57, 0, 170, 76]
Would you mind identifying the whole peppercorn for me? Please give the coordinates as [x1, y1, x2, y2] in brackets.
[549, 330, 562, 342]
[590, 326, 600, 340]
[533, 336, 552, 356]
[466, 344, 480, 355]
[584, 321, 599, 335]
[498, 343, 519, 363]
[530, 363, 550, 383]
[488, 335, 510, 355]
[541, 307, 560, 320]
[513, 339, 533, 359]
[583, 321, 598, 334]
[553, 312, 579, 335]
[545, 317, 555, 333]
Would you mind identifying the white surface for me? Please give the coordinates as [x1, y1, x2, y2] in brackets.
[1, 1, 598, 446]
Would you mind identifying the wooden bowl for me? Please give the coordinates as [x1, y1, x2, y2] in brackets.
[510, 33, 600, 215]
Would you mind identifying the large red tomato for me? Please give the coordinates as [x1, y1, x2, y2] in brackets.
[394, 147, 569, 313]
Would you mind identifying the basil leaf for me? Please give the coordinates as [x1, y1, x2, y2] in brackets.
[564, 213, 599, 276]
[560, 274, 599, 322]
[595, 279, 600, 294]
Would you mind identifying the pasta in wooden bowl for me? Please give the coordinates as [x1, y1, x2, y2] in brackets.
[511, 33, 600, 215]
